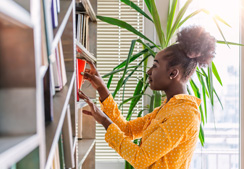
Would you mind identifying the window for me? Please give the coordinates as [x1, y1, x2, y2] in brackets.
[179, 0, 240, 168]
[96, 0, 144, 161]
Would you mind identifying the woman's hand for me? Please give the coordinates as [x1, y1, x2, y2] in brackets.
[78, 90, 113, 130]
[83, 61, 110, 102]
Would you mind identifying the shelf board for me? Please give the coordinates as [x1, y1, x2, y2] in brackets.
[52, 0, 73, 51]
[0, 0, 32, 28]
[40, 65, 48, 78]
[0, 134, 39, 169]
[79, 0, 96, 22]
[78, 139, 95, 166]
[76, 40, 97, 63]
[45, 71, 75, 169]
[72, 136, 77, 155]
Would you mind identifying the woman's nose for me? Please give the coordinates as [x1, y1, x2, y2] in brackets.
[147, 67, 152, 75]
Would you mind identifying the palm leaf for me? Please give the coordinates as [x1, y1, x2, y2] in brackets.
[149, 94, 155, 113]
[167, 0, 193, 45]
[121, 0, 153, 22]
[217, 40, 244, 46]
[153, 91, 162, 108]
[167, 0, 178, 36]
[199, 124, 205, 146]
[212, 62, 223, 86]
[190, 79, 205, 125]
[119, 94, 144, 109]
[149, 0, 165, 47]
[114, 44, 156, 70]
[112, 40, 136, 98]
[126, 79, 149, 120]
[144, 0, 152, 14]
[196, 69, 208, 123]
[202, 9, 231, 27]
[178, 9, 203, 28]
[213, 17, 229, 47]
[97, 15, 158, 47]
[214, 88, 224, 109]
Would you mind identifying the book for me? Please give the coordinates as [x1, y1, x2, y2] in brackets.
[51, 0, 58, 28]
[43, 67, 53, 122]
[62, 105, 75, 168]
[51, 48, 63, 91]
[76, 58, 86, 101]
[57, 40, 67, 86]
[77, 108, 83, 139]
[58, 134, 65, 169]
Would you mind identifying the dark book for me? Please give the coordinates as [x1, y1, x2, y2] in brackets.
[43, 66, 53, 122]
[58, 134, 65, 169]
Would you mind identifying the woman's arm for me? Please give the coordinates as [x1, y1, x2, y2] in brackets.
[100, 94, 159, 140]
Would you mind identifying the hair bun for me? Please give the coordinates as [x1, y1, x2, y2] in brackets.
[177, 26, 216, 67]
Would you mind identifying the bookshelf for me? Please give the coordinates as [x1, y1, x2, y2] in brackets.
[0, 0, 97, 168]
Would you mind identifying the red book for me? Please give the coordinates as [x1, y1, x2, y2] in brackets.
[76, 59, 86, 101]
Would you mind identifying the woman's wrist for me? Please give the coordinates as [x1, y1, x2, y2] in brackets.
[97, 86, 110, 102]
[101, 117, 113, 130]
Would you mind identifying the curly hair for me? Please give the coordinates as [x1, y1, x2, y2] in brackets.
[165, 26, 216, 80]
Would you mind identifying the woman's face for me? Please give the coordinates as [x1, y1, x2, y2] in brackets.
[147, 50, 174, 91]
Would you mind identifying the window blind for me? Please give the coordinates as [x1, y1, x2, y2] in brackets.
[96, 0, 144, 160]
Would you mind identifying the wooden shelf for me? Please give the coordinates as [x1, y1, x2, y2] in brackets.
[79, 0, 96, 22]
[72, 136, 77, 155]
[40, 65, 48, 78]
[52, 0, 73, 51]
[0, 0, 32, 28]
[0, 134, 39, 169]
[78, 139, 95, 166]
[45, 72, 75, 169]
[76, 40, 97, 62]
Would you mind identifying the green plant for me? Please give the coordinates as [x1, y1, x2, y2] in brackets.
[97, 0, 243, 168]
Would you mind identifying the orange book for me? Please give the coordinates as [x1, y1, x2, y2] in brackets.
[76, 59, 86, 101]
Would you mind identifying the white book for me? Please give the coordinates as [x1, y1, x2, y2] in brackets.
[57, 40, 67, 86]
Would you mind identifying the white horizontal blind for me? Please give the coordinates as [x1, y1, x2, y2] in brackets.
[96, 0, 144, 160]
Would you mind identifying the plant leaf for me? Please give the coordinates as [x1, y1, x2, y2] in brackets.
[97, 15, 158, 47]
[153, 91, 162, 108]
[167, 0, 193, 45]
[144, 0, 152, 14]
[119, 94, 144, 109]
[167, 0, 178, 36]
[214, 88, 224, 109]
[126, 79, 149, 120]
[149, 0, 165, 47]
[178, 9, 203, 28]
[213, 17, 229, 48]
[212, 62, 223, 86]
[121, 0, 153, 22]
[202, 9, 231, 28]
[217, 40, 244, 46]
[190, 79, 205, 125]
[196, 68, 208, 123]
[199, 123, 205, 146]
[149, 93, 154, 113]
[208, 66, 214, 108]
[112, 40, 136, 98]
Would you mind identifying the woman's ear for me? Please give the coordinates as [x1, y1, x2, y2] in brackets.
[169, 68, 179, 79]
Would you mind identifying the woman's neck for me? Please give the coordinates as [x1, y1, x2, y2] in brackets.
[164, 83, 187, 103]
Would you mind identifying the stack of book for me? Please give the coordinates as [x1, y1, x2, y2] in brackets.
[76, 13, 90, 50]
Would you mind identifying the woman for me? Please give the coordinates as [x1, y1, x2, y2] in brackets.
[79, 26, 216, 169]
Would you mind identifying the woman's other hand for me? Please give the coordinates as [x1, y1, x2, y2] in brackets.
[78, 90, 112, 130]
[83, 61, 110, 102]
